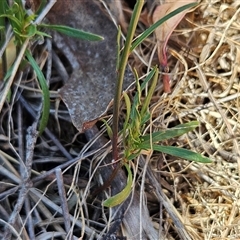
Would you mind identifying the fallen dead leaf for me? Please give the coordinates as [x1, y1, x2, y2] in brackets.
[44, 1, 133, 132]
[152, 0, 196, 92]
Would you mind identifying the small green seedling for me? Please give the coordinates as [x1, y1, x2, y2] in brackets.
[0, 0, 103, 134]
[103, 66, 211, 208]
[103, 0, 210, 208]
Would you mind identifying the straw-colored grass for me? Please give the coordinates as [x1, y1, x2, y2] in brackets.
[137, 0, 240, 238]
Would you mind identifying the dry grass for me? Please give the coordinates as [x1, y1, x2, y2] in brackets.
[0, 0, 240, 239]
[139, 0, 240, 239]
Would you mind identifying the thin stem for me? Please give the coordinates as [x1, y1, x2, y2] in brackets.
[112, 0, 144, 162]
[55, 168, 72, 239]
[0, 0, 7, 77]
[0, 38, 29, 113]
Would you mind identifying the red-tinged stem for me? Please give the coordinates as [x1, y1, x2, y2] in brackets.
[160, 46, 171, 93]
[163, 74, 171, 93]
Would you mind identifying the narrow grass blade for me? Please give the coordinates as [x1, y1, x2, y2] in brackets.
[101, 119, 113, 139]
[0, 0, 7, 76]
[25, 49, 50, 135]
[112, 0, 144, 161]
[40, 24, 103, 41]
[123, 91, 131, 133]
[103, 163, 133, 207]
[0, 1, 6, 28]
[0, 14, 22, 29]
[14, 24, 37, 38]
[130, 67, 157, 122]
[140, 66, 158, 117]
[150, 145, 212, 163]
[130, 2, 197, 51]
[35, 0, 48, 15]
[116, 26, 121, 70]
[130, 69, 141, 122]
[140, 66, 157, 92]
[140, 121, 199, 144]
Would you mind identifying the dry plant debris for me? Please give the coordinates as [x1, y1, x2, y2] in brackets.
[0, 0, 240, 239]
[45, 0, 134, 132]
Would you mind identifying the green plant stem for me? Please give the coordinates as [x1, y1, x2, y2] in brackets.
[0, 0, 7, 76]
[25, 49, 50, 135]
[0, 38, 29, 113]
[112, 0, 144, 162]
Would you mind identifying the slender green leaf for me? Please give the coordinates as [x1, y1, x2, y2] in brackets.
[36, 0, 48, 15]
[101, 119, 113, 139]
[26, 24, 37, 37]
[0, 0, 8, 14]
[131, 67, 157, 126]
[130, 67, 156, 124]
[123, 91, 131, 133]
[127, 150, 141, 161]
[0, 14, 21, 29]
[112, 0, 144, 162]
[130, 2, 197, 51]
[145, 144, 212, 163]
[14, 24, 37, 38]
[141, 121, 199, 144]
[0, 1, 6, 28]
[25, 50, 50, 135]
[25, 14, 36, 24]
[130, 70, 141, 121]
[140, 66, 158, 117]
[0, 1, 7, 76]
[3, 64, 14, 81]
[40, 24, 103, 41]
[116, 26, 121, 70]
[103, 163, 133, 207]
[6, 2, 19, 14]
[35, 31, 51, 38]
[140, 67, 157, 91]
[141, 111, 150, 126]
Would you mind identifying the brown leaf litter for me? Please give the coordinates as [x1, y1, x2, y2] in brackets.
[45, 0, 134, 132]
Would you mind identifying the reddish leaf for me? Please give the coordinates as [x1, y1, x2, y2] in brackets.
[152, 1, 196, 92]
